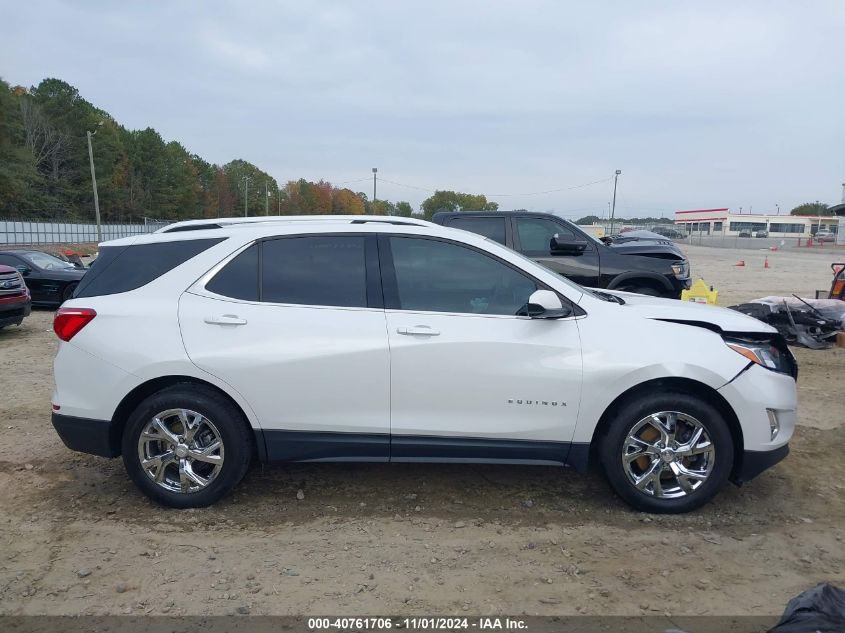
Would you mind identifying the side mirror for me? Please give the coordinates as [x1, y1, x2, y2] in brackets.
[16, 266, 31, 276]
[521, 290, 572, 319]
[550, 234, 588, 254]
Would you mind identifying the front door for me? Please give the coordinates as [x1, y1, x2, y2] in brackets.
[513, 216, 601, 287]
[179, 234, 391, 461]
[380, 235, 583, 463]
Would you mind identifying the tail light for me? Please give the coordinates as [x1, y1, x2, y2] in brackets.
[53, 307, 97, 341]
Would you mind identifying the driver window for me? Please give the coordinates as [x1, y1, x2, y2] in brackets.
[516, 218, 575, 254]
[389, 237, 537, 316]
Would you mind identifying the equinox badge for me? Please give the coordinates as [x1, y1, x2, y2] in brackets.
[508, 399, 565, 407]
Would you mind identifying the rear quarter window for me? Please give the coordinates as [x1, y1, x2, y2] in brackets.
[447, 216, 507, 245]
[74, 238, 224, 298]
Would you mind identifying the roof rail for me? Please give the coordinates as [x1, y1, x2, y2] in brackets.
[157, 215, 432, 233]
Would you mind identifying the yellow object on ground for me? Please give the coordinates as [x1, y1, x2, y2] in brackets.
[681, 279, 718, 305]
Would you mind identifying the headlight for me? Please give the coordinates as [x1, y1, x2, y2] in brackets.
[671, 261, 690, 278]
[724, 337, 792, 375]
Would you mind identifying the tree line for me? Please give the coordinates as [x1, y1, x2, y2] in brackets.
[0, 77, 504, 223]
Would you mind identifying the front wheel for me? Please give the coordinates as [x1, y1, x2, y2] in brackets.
[122, 384, 253, 508]
[599, 392, 734, 513]
[619, 284, 662, 297]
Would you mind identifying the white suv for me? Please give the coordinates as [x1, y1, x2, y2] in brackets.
[51, 215, 797, 513]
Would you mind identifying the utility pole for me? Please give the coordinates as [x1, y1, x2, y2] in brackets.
[609, 169, 622, 235]
[86, 121, 104, 241]
[264, 181, 270, 216]
[241, 176, 251, 217]
[372, 167, 378, 205]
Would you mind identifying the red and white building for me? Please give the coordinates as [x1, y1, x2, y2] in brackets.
[674, 208, 839, 238]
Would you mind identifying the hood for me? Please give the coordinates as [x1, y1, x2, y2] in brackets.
[0, 264, 16, 274]
[601, 290, 776, 334]
[605, 239, 686, 259]
[42, 267, 87, 280]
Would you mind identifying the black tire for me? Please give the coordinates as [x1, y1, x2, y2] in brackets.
[620, 284, 662, 297]
[599, 391, 734, 514]
[122, 384, 253, 508]
[62, 282, 78, 302]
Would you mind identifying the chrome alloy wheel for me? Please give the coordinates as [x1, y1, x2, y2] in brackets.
[622, 411, 715, 499]
[137, 409, 225, 494]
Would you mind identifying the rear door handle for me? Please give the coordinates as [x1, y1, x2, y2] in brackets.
[397, 325, 440, 336]
[204, 314, 247, 326]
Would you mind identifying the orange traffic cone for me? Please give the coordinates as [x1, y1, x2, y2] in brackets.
[735, 260, 745, 267]
[763, 257, 770, 269]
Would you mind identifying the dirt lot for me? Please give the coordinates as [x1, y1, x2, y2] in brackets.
[1, 244, 843, 617]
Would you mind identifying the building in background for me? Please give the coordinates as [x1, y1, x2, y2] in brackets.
[674, 208, 840, 238]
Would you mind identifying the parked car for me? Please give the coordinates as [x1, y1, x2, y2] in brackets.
[755, 230, 769, 238]
[0, 250, 87, 306]
[0, 264, 32, 329]
[815, 230, 835, 243]
[649, 225, 685, 240]
[738, 229, 752, 238]
[51, 215, 796, 513]
[432, 211, 691, 298]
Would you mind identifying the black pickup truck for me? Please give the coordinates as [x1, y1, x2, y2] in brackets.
[432, 211, 691, 298]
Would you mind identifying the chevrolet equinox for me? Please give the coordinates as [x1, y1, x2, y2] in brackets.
[51, 215, 797, 513]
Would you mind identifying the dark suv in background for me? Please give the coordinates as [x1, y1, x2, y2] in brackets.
[432, 211, 691, 298]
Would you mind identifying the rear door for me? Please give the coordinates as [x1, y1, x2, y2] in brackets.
[179, 234, 391, 461]
[512, 216, 601, 287]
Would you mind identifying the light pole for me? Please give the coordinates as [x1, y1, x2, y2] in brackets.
[86, 121, 104, 241]
[609, 169, 622, 235]
[241, 176, 251, 217]
[264, 181, 270, 216]
[372, 167, 378, 205]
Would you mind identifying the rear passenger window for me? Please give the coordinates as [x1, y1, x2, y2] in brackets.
[75, 238, 224, 298]
[261, 236, 367, 307]
[448, 216, 507, 245]
[206, 244, 259, 301]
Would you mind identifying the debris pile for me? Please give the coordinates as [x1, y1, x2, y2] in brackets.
[729, 296, 845, 349]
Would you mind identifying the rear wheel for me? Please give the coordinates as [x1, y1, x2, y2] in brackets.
[599, 392, 734, 513]
[62, 282, 78, 302]
[122, 384, 252, 508]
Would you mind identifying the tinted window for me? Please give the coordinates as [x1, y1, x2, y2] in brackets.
[206, 244, 259, 301]
[389, 237, 537, 315]
[516, 217, 574, 253]
[447, 216, 507, 245]
[262, 236, 367, 307]
[0, 254, 22, 268]
[75, 238, 224, 298]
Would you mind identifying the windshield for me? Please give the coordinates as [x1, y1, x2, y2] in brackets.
[25, 252, 77, 271]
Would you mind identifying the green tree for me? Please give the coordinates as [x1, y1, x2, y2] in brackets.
[420, 190, 499, 220]
[0, 79, 38, 213]
[576, 215, 601, 224]
[392, 201, 414, 217]
[790, 201, 831, 216]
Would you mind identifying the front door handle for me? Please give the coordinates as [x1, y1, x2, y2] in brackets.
[204, 314, 247, 326]
[397, 325, 440, 336]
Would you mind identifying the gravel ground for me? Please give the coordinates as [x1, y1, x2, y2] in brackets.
[0, 245, 843, 617]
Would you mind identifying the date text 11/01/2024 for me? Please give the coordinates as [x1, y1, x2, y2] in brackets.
[307, 617, 528, 630]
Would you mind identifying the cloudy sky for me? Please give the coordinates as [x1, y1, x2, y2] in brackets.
[3, 1, 844, 218]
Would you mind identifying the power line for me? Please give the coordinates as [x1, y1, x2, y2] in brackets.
[377, 175, 614, 197]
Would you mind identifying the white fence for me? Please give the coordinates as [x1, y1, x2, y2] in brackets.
[0, 219, 170, 246]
